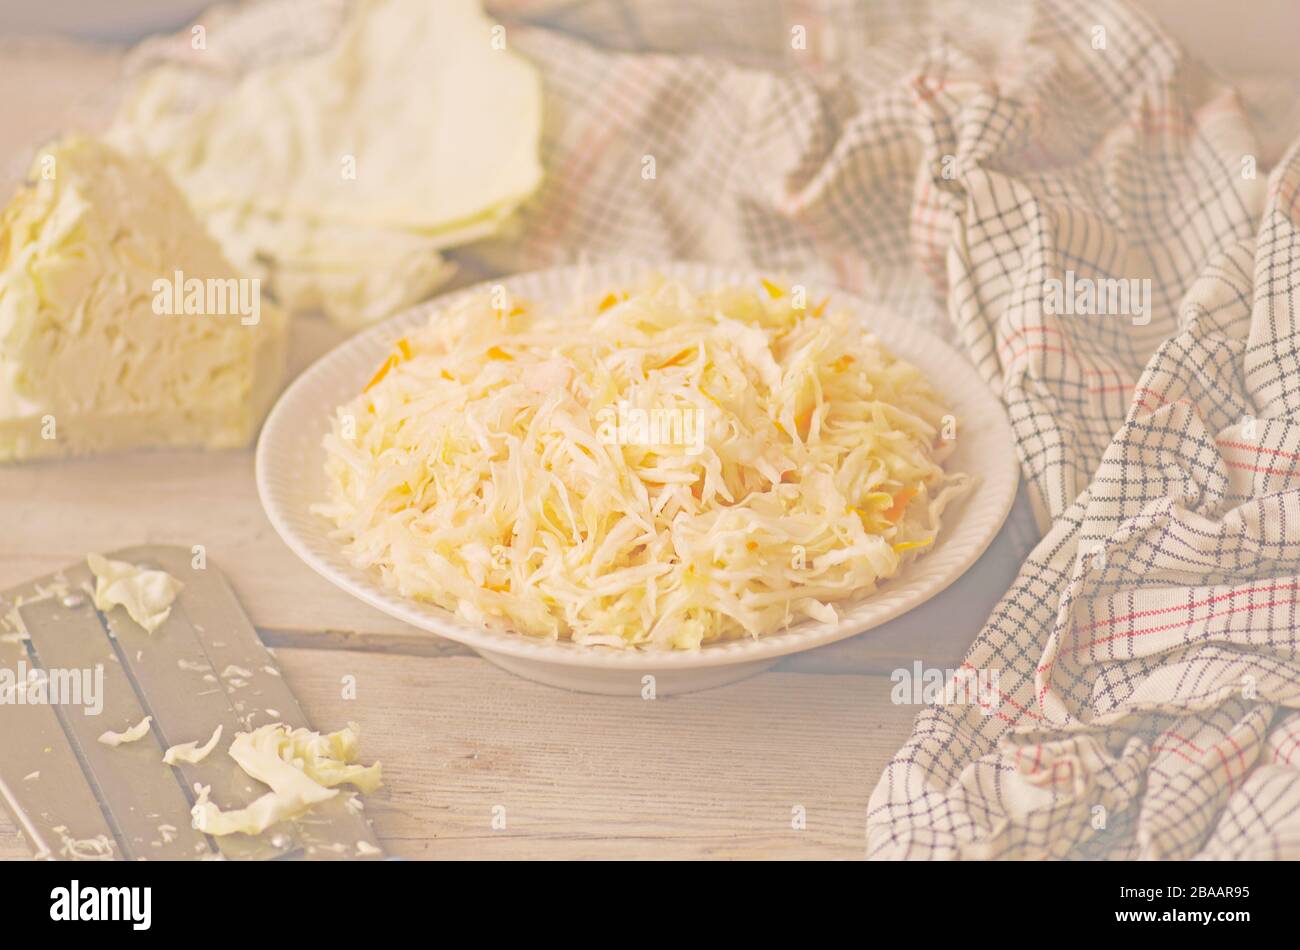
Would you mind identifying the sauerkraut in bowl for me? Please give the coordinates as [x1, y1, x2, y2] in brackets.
[312, 275, 970, 650]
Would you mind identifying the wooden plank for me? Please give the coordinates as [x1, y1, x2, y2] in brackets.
[273, 653, 920, 859]
[0, 651, 916, 860]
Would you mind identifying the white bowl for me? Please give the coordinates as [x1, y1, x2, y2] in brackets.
[256, 261, 1018, 695]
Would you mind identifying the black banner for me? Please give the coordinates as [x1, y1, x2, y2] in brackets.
[0, 858, 1278, 936]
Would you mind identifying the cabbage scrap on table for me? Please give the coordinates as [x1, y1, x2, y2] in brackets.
[315, 277, 970, 649]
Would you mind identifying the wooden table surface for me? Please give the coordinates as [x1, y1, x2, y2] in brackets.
[0, 35, 1039, 861]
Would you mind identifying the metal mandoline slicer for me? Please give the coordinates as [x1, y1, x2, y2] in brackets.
[0, 545, 384, 860]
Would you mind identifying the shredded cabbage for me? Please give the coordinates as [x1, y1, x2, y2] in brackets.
[98, 715, 153, 748]
[163, 725, 223, 766]
[315, 276, 969, 649]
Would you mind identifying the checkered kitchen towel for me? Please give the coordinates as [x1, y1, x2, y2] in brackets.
[479, 0, 1300, 858]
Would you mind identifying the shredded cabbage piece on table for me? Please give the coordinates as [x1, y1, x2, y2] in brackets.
[315, 276, 970, 650]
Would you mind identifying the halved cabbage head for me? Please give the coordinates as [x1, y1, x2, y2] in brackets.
[0, 135, 287, 461]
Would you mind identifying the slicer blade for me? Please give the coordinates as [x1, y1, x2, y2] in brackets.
[0, 546, 385, 860]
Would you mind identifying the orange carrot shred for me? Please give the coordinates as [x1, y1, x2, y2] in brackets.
[364, 354, 399, 392]
[653, 347, 695, 369]
[796, 408, 813, 438]
[885, 487, 917, 521]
